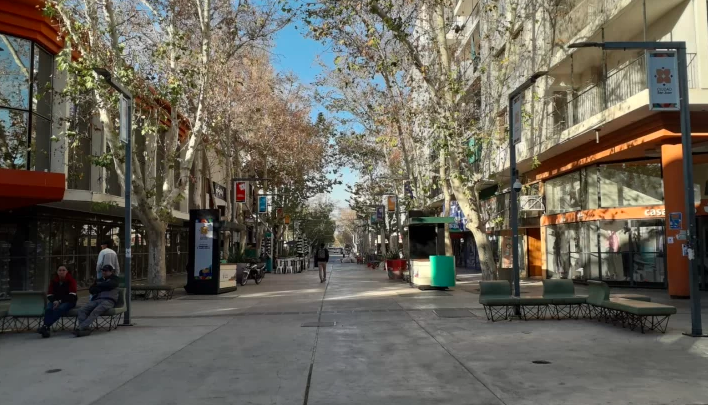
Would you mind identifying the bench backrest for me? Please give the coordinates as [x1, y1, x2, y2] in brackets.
[479, 281, 512, 297]
[8, 291, 47, 317]
[543, 279, 575, 298]
[115, 288, 126, 309]
[587, 281, 610, 306]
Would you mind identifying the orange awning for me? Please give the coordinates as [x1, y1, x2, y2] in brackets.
[0, 168, 66, 210]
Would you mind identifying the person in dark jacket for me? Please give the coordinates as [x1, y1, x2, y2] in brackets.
[75, 264, 120, 337]
[37, 266, 78, 338]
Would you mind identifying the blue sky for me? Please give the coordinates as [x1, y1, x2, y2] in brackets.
[272, 22, 356, 209]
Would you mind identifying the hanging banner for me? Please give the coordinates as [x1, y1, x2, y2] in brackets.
[258, 196, 268, 213]
[647, 51, 680, 111]
[404, 181, 414, 199]
[284, 214, 291, 225]
[387, 195, 397, 212]
[512, 94, 523, 144]
[376, 205, 385, 222]
[194, 219, 214, 279]
[276, 207, 284, 219]
[234, 181, 247, 203]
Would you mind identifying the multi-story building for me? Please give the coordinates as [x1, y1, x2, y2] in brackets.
[0, 0, 251, 297]
[444, 0, 708, 295]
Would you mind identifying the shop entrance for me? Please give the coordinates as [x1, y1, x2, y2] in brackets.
[527, 228, 542, 278]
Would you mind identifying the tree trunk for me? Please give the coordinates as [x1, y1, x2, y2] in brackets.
[449, 178, 497, 280]
[146, 220, 167, 284]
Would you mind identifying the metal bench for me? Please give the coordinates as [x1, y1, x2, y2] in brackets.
[587, 281, 676, 333]
[2, 291, 46, 332]
[55, 288, 127, 332]
[131, 284, 175, 300]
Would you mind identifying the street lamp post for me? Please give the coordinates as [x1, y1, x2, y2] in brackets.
[569, 41, 705, 337]
[93, 68, 133, 326]
[508, 72, 547, 300]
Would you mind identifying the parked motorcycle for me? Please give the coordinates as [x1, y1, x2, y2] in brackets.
[240, 262, 266, 286]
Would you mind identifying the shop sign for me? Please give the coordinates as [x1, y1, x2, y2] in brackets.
[643, 208, 665, 217]
[234, 181, 247, 203]
[647, 51, 679, 111]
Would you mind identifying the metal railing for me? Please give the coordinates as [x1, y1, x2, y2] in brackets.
[550, 53, 697, 136]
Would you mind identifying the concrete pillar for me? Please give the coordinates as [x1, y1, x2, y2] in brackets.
[662, 144, 690, 297]
[693, 0, 708, 89]
[50, 67, 69, 178]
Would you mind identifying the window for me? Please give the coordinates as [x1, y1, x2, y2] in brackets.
[599, 162, 663, 207]
[545, 171, 586, 214]
[0, 35, 53, 171]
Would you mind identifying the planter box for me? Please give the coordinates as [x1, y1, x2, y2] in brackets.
[386, 259, 407, 280]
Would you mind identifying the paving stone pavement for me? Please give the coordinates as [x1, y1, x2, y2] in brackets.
[2, 261, 708, 405]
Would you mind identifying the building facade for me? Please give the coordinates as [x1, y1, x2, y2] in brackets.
[0, 0, 248, 298]
[435, 0, 708, 294]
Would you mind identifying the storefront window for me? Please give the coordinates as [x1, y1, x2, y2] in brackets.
[693, 162, 708, 203]
[545, 171, 590, 214]
[0, 34, 53, 171]
[599, 162, 663, 207]
[598, 220, 665, 284]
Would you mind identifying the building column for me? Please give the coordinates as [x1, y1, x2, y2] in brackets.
[661, 144, 690, 297]
[50, 67, 69, 177]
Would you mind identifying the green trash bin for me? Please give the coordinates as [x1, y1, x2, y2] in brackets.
[430, 255, 455, 288]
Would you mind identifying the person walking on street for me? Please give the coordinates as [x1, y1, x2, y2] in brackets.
[37, 266, 78, 338]
[75, 264, 120, 337]
[97, 239, 120, 278]
[317, 243, 329, 282]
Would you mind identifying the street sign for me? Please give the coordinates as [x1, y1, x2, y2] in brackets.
[235, 181, 247, 203]
[669, 212, 682, 230]
[512, 94, 523, 144]
[387, 195, 397, 212]
[647, 51, 679, 111]
[119, 96, 129, 144]
[258, 196, 268, 213]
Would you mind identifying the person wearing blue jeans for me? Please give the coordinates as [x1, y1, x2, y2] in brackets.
[38, 266, 78, 338]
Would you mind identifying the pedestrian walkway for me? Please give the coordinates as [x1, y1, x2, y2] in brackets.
[2, 262, 708, 405]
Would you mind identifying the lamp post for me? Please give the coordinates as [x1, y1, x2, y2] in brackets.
[568, 41, 704, 337]
[508, 71, 547, 300]
[93, 68, 133, 326]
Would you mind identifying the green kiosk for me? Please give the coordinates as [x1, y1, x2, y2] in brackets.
[406, 213, 456, 290]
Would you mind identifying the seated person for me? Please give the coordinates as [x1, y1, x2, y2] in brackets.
[74, 264, 119, 337]
[37, 265, 78, 338]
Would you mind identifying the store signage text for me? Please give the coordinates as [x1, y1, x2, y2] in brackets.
[644, 209, 665, 217]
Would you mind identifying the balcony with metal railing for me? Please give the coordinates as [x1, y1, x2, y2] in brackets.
[548, 53, 697, 137]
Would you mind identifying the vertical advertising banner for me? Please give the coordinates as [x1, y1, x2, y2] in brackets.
[387, 195, 397, 212]
[376, 205, 385, 222]
[284, 214, 291, 225]
[258, 196, 268, 213]
[234, 181, 247, 203]
[512, 94, 523, 144]
[194, 219, 214, 279]
[276, 207, 284, 219]
[647, 51, 680, 111]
